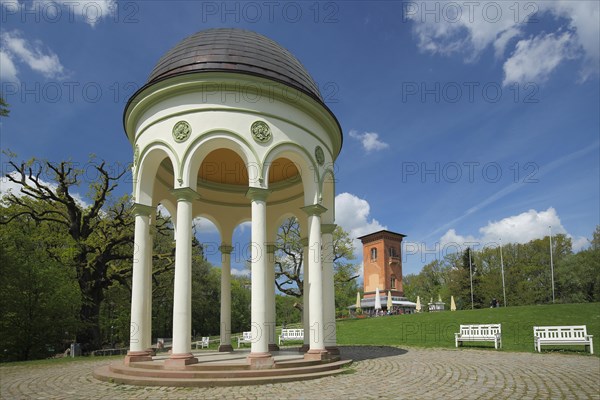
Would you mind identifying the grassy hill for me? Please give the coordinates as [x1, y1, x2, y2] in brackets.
[336, 303, 599, 355]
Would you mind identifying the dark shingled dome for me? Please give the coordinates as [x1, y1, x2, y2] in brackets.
[147, 28, 323, 102]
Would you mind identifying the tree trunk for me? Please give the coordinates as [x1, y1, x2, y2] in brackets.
[77, 283, 104, 352]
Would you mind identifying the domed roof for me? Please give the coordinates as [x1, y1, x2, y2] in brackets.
[147, 28, 323, 102]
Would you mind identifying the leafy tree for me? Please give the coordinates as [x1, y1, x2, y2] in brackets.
[1, 158, 135, 351]
[273, 217, 359, 312]
[0, 206, 79, 361]
[0, 95, 9, 117]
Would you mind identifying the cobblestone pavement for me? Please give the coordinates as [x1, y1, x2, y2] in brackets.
[1, 346, 599, 399]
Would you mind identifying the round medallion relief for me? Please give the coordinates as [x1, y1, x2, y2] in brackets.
[251, 121, 272, 143]
[315, 146, 325, 166]
[172, 121, 191, 143]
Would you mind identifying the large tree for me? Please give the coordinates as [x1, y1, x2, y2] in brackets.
[274, 217, 359, 310]
[1, 158, 134, 351]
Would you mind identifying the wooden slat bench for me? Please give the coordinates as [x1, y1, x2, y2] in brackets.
[278, 328, 304, 345]
[237, 331, 252, 348]
[534, 325, 594, 354]
[194, 337, 209, 349]
[455, 324, 502, 349]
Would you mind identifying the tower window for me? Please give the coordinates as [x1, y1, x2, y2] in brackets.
[370, 247, 377, 261]
[391, 276, 396, 289]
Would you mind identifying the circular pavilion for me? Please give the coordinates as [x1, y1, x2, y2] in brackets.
[96, 28, 346, 384]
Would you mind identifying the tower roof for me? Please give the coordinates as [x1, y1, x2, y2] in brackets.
[357, 230, 407, 243]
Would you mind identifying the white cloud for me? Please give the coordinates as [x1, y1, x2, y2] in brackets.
[572, 236, 590, 252]
[407, 0, 599, 83]
[231, 267, 250, 277]
[1, 30, 65, 79]
[539, 0, 600, 81]
[30, 0, 117, 27]
[503, 32, 575, 85]
[234, 221, 252, 234]
[438, 208, 589, 252]
[0, 49, 18, 82]
[335, 192, 386, 254]
[1, 172, 89, 207]
[193, 217, 219, 234]
[348, 130, 389, 152]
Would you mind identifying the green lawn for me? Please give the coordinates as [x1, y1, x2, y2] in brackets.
[336, 303, 599, 355]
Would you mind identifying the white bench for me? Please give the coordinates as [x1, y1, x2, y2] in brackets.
[237, 331, 252, 348]
[194, 337, 209, 349]
[278, 328, 304, 345]
[455, 324, 502, 349]
[534, 325, 594, 354]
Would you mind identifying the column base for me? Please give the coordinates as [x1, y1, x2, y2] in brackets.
[268, 343, 280, 352]
[123, 351, 153, 366]
[325, 346, 340, 356]
[164, 353, 198, 369]
[247, 352, 275, 369]
[218, 344, 234, 352]
[299, 344, 310, 353]
[304, 349, 329, 361]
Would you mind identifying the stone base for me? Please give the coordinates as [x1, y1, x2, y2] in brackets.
[123, 351, 153, 366]
[247, 352, 275, 369]
[304, 349, 329, 361]
[299, 344, 309, 353]
[218, 344, 234, 352]
[268, 343, 280, 352]
[164, 353, 198, 369]
[146, 347, 157, 357]
[326, 346, 340, 356]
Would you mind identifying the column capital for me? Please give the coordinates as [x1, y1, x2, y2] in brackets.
[301, 204, 327, 217]
[321, 224, 337, 235]
[266, 243, 277, 254]
[245, 187, 271, 202]
[170, 187, 200, 202]
[132, 203, 155, 217]
[219, 244, 234, 254]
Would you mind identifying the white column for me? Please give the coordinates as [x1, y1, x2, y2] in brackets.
[266, 243, 278, 351]
[302, 204, 328, 360]
[125, 203, 154, 365]
[219, 244, 234, 352]
[166, 188, 199, 367]
[246, 188, 274, 368]
[322, 224, 339, 355]
[144, 230, 154, 352]
[301, 237, 310, 352]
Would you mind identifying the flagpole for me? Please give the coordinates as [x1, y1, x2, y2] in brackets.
[549, 225, 555, 303]
[500, 238, 507, 307]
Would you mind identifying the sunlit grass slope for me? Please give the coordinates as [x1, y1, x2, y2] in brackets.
[336, 303, 599, 355]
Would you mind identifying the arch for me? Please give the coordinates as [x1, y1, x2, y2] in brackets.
[136, 142, 179, 206]
[262, 142, 318, 206]
[181, 131, 259, 188]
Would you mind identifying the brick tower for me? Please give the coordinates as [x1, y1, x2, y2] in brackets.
[358, 230, 406, 298]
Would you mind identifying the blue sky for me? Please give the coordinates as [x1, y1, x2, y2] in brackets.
[1, 1, 598, 279]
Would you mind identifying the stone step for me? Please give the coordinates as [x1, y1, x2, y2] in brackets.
[108, 359, 351, 380]
[94, 362, 352, 387]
